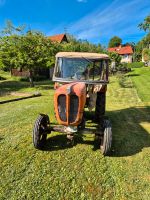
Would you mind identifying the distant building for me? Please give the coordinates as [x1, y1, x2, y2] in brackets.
[108, 45, 133, 63]
[48, 33, 68, 43]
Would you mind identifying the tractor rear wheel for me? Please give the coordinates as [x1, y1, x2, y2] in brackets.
[100, 120, 112, 155]
[33, 114, 50, 149]
[95, 92, 106, 123]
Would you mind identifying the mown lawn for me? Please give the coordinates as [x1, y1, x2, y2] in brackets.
[127, 67, 150, 102]
[0, 68, 150, 200]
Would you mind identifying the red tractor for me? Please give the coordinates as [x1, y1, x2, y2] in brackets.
[33, 52, 112, 155]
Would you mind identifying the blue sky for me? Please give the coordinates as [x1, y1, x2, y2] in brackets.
[0, 0, 149, 45]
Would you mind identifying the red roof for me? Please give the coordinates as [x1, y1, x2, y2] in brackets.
[48, 34, 67, 43]
[108, 45, 133, 55]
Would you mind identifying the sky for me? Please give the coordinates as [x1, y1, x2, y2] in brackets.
[0, 0, 150, 46]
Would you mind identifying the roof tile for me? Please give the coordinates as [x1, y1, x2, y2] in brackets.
[108, 45, 133, 55]
[48, 34, 66, 43]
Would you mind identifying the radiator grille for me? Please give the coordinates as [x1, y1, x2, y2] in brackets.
[69, 95, 79, 123]
[58, 95, 67, 122]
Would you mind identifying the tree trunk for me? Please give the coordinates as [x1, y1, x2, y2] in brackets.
[29, 70, 34, 87]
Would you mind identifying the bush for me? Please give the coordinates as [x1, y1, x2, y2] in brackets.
[0, 76, 6, 80]
[116, 63, 131, 73]
[33, 75, 48, 81]
[127, 62, 144, 68]
[20, 75, 48, 82]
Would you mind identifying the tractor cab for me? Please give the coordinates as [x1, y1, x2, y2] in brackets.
[53, 52, 110, 84]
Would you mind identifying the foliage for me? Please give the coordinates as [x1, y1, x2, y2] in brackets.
[108, 36, 122, 48]
[20, 75, 49, 82]
[0, 27, 61, 86]
[63, 34, 104, 53]
[0, 22, 106, 86]
[138, 15, 150, 32]
[116, 63, 131, 73]
[127, 62, 144, 68]
[1, 20, 26, 35]
[108, 52, 120, 63]
[142, 48, 150, 62]
[108, 52, 121, 73]
[134, 33, 150, 61]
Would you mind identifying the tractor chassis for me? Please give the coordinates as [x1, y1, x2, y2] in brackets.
[42, 124, 104, 144]
[33, 114, 112, 155]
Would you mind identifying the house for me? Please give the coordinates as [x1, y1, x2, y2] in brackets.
[108, 45, 133, 63]
[48, 33, 68, 43]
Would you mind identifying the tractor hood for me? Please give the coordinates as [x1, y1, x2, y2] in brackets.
[54, 82, 86, 126]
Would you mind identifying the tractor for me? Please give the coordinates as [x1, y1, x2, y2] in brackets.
[33, 52, 112, 155]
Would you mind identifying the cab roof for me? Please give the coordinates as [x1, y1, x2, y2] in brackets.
[56, 52, 109, 60]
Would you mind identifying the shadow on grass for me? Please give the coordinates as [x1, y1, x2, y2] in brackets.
[0, 80, 28, 94]
[127, 74, 140, 77]
[43, 133, 98, 152]
[109, 106, 150, 157]
[0, 80, 54, 96]
[43, 106, 150, 157]
[0, 76, 6, 80]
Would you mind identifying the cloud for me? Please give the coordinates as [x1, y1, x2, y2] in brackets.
[69, 0, 150, 44]
[77, 0, 87, 3]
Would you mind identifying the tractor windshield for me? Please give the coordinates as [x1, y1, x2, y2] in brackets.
[54, 57, 108, 82]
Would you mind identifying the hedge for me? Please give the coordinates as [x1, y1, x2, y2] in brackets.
[127, 62, 144, 68]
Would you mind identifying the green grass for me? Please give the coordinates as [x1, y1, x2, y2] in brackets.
[0, 69, 150, 200]
[127, 67, 150, 102]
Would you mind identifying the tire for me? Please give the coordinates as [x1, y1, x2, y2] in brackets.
[95, 92, 106, 123]
[33, 114, 50, 149]
[100, 120, 112, 155]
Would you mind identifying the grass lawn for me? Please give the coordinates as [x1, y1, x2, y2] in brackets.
[0, 69, 150, 200]
[127, 67, 150, 102]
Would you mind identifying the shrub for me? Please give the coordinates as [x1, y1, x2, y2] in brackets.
[33, 75, 48, 82]
[116, 63, 131, 73]
[20, 75, 48, 82]
[127, 62, 144, 68]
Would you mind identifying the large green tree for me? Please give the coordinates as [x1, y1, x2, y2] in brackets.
[142, 48, 150, 62]
[108, 36, 122, 48]
[108, 51, 121, 68]
[134, 15, 150, 61]
[0, 21, 61, 86]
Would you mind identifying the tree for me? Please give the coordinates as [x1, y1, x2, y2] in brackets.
[63, 34, 104, 53]
[142, 48, 150, 63]
[108, 51, 121, 69]
[134, 33, 150, 61]
[0, 21, 61, 87]
[138, 15, 150, 32]
[108, 36, 122, 48]
[135, 15, 150, 62]
[1, 20, 26, 35]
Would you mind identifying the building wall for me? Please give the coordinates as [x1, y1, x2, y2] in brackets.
[11, 69, 29, 77]
[121, 54, 132, 63]
[11, 68, 50, 78]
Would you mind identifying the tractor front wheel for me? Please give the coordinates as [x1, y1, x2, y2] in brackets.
[33, 114, 50, 149]
[100, 120, 112, 155]
[95, 92, 106, 123]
